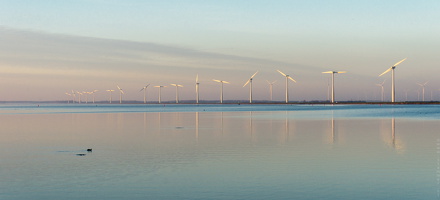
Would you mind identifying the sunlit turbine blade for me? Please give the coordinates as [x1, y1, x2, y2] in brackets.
[322, 71, 334, 74]
[213, 79, 221, 83]
[250, 71, 259, 79]
[288, 76, 297, 83]
[243, 79, 251, 87]
[379, 67, 392, 77]
[393, 58, 407, 67]
[196, 74, 199, 83]
[277, 70, 287, 77]
[117, 85, 121, 90]
[171, 84, 177, 87]
[223, 81, 230, 84]
[337, 71, 347, 74]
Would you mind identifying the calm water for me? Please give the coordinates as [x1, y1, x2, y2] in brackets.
[1, 104, 439, 199]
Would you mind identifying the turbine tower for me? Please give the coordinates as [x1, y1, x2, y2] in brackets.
[106, 89, 115, 104]
[266, 80, 277, 101]
[140, 84, 150, 104]
[376, 80, 386, 102]
[416, 81, 429, 102]
[379, 58, 407, 102]
[277, 70, 296, 103]
[170, 84, 183, 103]
[117, 85, 124, 104]
[243, 71, 259, 103]
[154, 86, 167, 103]
[322, 71, 346, 103]
[213, 79, 230, 104]
[195, 74, 200, 104]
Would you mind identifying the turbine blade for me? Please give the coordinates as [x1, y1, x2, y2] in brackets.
[277, 70, 287, 77]
[213, 79, 221, 83]
[379, 67, 392, 77]
[171, 84, 177, 86]
[223, 81, 230, 84]
[250, 71, 259, 79]
[243, 79, 250, 87]
[288, 76, 297, 83]
[272, 80, 277, 84]
[117, 85, 121, 90]
[393, 58, 407, 67]
[266, 80, 270, 84]
[322, 71, 333, 74]
[139, 87, 145, 92]
[196, 74, 199, 83]
[337, 71, 347, 73]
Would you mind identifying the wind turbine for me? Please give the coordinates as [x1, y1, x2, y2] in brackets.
[195, 74, 200, 104]
[213, 79, 230, 103]
[106, 89, 114, 103]
[154, 86, 167, 103]
[243, 71, 259, 103]
[65, 92, 72, 103]
[379, 58, 407, 102]
[416, 81, 428, 102]
[277, 70, 296, 103]
[322, 71, 346, 103]
[376, 80, 386, 102]
[71, 90, 76, 103]
[139, 84, 150, 104]
[170, 84, 183, 103]
[76, 91, 83, 104]
[266, 80, 277, 101]
[83, 91, 89, 103]
[91, 90, 98, 104]
[117, 85, 124, 104]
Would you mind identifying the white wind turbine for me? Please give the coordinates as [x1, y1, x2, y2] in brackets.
[376, 80, 386, 102]
[170, 84, 183, 103]
[91, 90, 98, 104]
[139, 84, 150, 104]
[106, 89, 115, 103]
[83, 91, 89, 104]
[154, 86, 167, 103]
[65, 92, 72, 103]
[416, 81, 428, 102]
[76, 91, 83, 104]
[277, 70, 296, 103]
[243, 71, 259, 103]
[117, 86, 124, 104]
[266, 80, 277, 101]
[379, 58, 407, 102]
[322, 71, 347, 103]
[195, 74, 200, 104]
[213, 79, 230, 104]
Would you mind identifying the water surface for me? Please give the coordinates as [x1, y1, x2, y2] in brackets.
[1, 104, 439, 199]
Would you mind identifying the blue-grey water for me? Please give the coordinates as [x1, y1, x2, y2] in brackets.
[1, 104, 439, 199]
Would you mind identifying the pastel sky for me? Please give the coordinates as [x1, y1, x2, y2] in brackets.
[1, 0, 439, 102]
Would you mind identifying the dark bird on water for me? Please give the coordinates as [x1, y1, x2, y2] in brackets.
[87, 149, 92, 152]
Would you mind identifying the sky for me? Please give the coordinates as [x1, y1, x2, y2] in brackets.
[1, 0, 439, 102]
